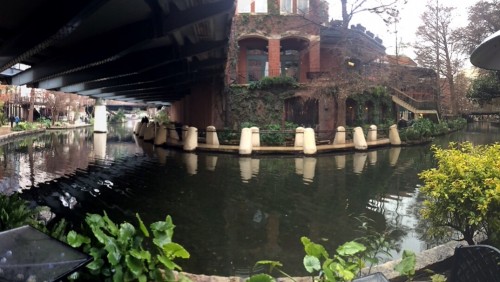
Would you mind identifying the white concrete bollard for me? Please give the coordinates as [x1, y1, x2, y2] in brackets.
[303, 128, 317, 155]
[294, 127, 305, 147]
[154, 124, 167, 146]
[353, 127, 367, 150]
[143, 123, 155, 141]
[333, 126, 346, 144]
[134, 121, 141, 135]
[182, 125, 189, 141]
[206, 126, 219, 146]
[183, 127, 198, 151]
[239, 128, 252, 155]
[367, 125, 377, 142]
[389, 124, 402, 145]
[251, 127, 260, 147]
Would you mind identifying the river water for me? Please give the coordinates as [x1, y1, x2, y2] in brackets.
[1, 121, 499, 276]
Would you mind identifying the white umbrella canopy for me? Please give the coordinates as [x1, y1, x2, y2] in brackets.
[470, 30, 500, 70]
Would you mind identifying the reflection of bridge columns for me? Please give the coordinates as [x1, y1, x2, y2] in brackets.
[368, 151, 377, 165]
[239, 157, 260, 183]
[93, 133, 107, 159]
[94, 98, 107, 133]
[353, 152, 367, 174]
[335, 155, 346, 169]
[389, 147, 401, 166]
[205, 155, 218, 171]
[183, 153, 198, 175]
[302, 157, 316, 184]
[294, 157, 317, 183]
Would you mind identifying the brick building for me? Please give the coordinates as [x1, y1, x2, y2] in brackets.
[226, 0, 439, 133]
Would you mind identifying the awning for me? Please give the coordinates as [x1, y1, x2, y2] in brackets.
[470, 30, 500, 70]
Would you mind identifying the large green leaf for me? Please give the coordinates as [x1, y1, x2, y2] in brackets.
[104, 239, 121, 266]
[394, 250, 416, 277]
[157, 254, 181, 270]
[112, 265, 123, 282]
[247, 273, 276, 282]
[301, 236, 329, 259]
[102, 211, 119, 235]
[118, 222, 136, 244]
[163, 242, 190, 259]
[136, 213, 150, 237]
[337, 241, 366, 256]
[129, 249, 151, 262]
[125, 254, 145, 277]
[66, 230, 90, 248]
[303, 255, 321, 273]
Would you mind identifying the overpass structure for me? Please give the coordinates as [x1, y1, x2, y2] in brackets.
[0, 0, 234, 107]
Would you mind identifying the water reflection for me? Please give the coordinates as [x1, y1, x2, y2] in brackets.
[1, 122, 499, 277]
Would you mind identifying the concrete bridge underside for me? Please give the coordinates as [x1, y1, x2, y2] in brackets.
[0, 0, 235, 129]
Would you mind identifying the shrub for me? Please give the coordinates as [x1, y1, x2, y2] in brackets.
[419, 142, 500, 245]
[67, 212, 190, 282]
[248, 76, 298, 90]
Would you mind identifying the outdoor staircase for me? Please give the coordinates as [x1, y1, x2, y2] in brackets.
[389, 87, 440, 122]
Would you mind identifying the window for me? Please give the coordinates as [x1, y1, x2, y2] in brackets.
[297, 0, 309, 14]
[237, 0, 251, 13]
[255, 0, 267, 13]
[280, 0, 292, 14]
[237, 0, 267, 13]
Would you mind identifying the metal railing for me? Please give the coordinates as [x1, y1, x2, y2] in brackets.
[390, 87, 438, 111]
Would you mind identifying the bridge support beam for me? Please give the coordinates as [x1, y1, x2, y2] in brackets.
[94, 98, 107, 133]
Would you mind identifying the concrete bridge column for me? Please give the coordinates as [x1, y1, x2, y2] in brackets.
[206, 126, 219, 146]
[389, 124, 401, 145]
[333, 126, 346, 144]
[353, 127, 367, 150]
[239, 128, 252, 155]
[303, 128, 317, 155]
[294, 127, 304, 147]
[183, 127, 198, 151]
[251, 127, 260, 147]
[94, 98, 107, 133]
[367, 125, 377, 142]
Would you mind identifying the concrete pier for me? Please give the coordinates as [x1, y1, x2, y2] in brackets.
[353, 127, 367, 150]
[294, 127, 304, 147]
[239, 128, 252, 155]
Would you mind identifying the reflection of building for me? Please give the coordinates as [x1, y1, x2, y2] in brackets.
[226, 0, 439, 132]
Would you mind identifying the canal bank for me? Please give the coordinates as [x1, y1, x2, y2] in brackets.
[1, 122, 497, 279]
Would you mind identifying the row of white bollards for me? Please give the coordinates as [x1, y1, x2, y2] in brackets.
[134, 121, 402, 155]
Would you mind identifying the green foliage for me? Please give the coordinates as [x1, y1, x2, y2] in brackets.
[248, 76, 298, 91]
[467, 70, 500, 104]
[110, 109, 126, 123]
[399, 118, 466, 142]
[12, 122, 37, 131]
[419, 142, 500, 245]
[155, 109, 170, 125]
[301, 237, 366, 281]
[67, 212, 190, 282]
[0, 194, 45, 231]
[261, 124, 285, 146]
[228, 85, 294, 128]
[394, 250, 416, 280]
[38, 117, 52, 128]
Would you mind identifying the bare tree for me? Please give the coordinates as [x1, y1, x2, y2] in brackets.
[339, 0, 407, 28]
[454, 0, 500, 55]
[414, 0, 463, 116]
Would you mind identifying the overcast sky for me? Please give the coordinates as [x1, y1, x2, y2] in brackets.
[328, 0, 480, 59]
